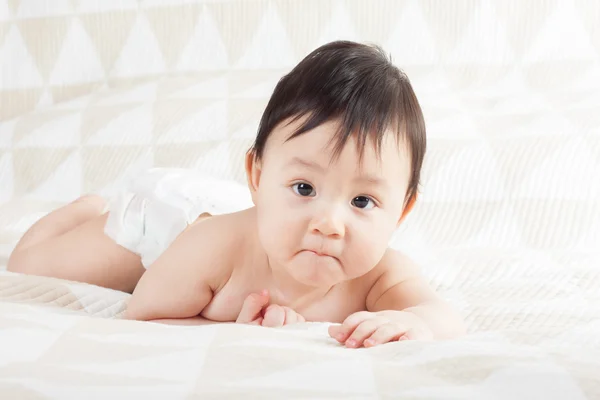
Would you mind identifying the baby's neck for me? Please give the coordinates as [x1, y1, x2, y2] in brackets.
[265, 257, 333, 310]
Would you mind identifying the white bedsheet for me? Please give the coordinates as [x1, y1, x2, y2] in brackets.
[0, 271, 599, 399]
[1, 0, 600, 398]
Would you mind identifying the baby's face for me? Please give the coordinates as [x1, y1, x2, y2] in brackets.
[250, 117, 412, 288]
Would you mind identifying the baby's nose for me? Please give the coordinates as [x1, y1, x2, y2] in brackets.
[309, 206, 345, 238]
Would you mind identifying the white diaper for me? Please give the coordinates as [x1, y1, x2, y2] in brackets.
[103, 168, 253, 268]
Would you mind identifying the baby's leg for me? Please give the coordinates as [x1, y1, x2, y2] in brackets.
[8, 196, 145, 293]
[11, 195, 106, 253]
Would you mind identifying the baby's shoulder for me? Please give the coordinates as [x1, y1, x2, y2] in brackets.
[353, 248, 417, 290]
[182, 208, 255, 278]
[374, 247, 417, 273]
[186, 209, 252, 258]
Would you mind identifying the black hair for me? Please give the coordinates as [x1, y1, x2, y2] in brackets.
[250, 40, 426, 207]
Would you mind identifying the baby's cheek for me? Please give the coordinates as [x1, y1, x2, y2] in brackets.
[346, 232, 389, 274]
[343, 248, 379, 278]
[258, 211, 295, 255]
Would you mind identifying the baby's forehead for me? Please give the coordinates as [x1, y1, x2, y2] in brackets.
[270, 124, 411, 178]
[271, 116, 409, 154]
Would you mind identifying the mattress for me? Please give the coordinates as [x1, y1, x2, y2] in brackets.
[1, 258, 599, 399]
[2, 0, 600, 398]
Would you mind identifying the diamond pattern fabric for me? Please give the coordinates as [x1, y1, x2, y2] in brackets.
[0, 0, 599, 398]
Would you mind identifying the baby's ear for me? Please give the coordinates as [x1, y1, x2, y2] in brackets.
[397, 193, 417, 226]
[245, 149, 262, 203]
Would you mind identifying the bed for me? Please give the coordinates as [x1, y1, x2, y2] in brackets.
[1, 1, 599, 398]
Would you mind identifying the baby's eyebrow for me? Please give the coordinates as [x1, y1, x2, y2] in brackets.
[288, 157, 388, 188]
[354, 175, 386, 188]
[287, 157, 326, 173]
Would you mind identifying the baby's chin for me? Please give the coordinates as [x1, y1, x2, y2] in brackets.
[286, 252, 346, 287]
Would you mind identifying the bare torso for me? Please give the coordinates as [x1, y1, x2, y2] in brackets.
[190, 209, 379, 324]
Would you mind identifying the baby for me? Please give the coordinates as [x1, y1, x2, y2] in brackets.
[7, 41, 465, 348]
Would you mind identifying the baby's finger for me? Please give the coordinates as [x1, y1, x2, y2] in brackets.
[329, 311, 373, 343]
[364, 323, 406, 347]
[236, 290, 269, 324]
[262, 304, 286, 327]
[345, 318, 386, 348]
[328, 324, 343, 340]
[282, 306, 299, 325]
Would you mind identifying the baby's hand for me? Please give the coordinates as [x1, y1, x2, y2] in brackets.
[328, 310, 433, 348]
[236, 290, 305, 327]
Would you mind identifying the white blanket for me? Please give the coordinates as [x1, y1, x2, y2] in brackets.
[1, 0, 599, 398]
[1, 271, 599, 399]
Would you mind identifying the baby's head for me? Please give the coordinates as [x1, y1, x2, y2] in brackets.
[245, 40, 426, 288]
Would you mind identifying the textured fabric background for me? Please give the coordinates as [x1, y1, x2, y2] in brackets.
[2, 0, 600, 121]
[0, 0, 599, 398]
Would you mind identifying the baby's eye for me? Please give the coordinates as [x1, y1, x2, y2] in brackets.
[351, 196, 375, 209]
[292, 183, 316, 197]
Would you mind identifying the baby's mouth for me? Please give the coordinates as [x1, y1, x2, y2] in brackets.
[303, 249, 338, 261]
[304, 249, 325, 256]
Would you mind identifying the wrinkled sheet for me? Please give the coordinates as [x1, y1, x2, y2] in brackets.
[1, 0, 600, 398]
[1, 267, 599, 399]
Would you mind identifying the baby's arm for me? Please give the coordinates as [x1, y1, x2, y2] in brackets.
[329, 249, 465, 347]
[366, 250, 465, 338]
[124, 217, 232, 323]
